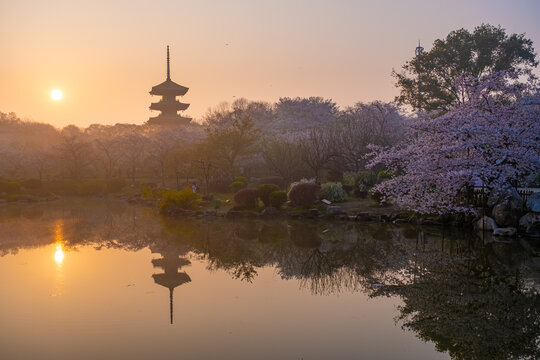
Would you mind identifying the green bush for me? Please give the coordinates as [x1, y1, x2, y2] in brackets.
[377, 170, 394, 182]
[141, 186, 154, 200]
[106, 178, 127, 193]
[234, 188, 259, 209]
[211, 199, 222, 209]
[257, 184, 281, 207]
[77, 180, 106, 196]
[159, 188, 199, 212]
[319, 182, 348, 202]
[230, 180, 247, 193]
[269, 190, 287, 209]
[343, 171, 377, 187]
[234, 176, 249, 184]
[0, 180, 21, 194]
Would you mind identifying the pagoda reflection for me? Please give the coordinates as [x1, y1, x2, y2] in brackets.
[151, 244, 191, 324]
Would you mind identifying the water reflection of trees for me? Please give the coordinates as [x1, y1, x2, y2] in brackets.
[370, 236, 540, 360]
[2, 200, 540, 359]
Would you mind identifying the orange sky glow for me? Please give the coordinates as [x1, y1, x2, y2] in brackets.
[1, 0, 539, 127]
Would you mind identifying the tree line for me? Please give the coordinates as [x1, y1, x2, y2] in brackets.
[0, 98, 405, 192]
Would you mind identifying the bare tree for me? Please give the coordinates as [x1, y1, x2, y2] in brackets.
[260, 138, 304, 182]
[298, 127, 337, 181]
[56, 125, 95, 181]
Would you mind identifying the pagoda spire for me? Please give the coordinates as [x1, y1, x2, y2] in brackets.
[166, 45, 170, 80]
[148, 46, 191, 126]
[170, 288, 174, 324]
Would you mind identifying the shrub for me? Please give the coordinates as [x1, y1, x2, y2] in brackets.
[141, 186, 154, 200]
[234, 188, 259, 209]
[77, 180, 106, 196]
[370, 188, 386, 203]
[288, 182, 320, 208]
[288, 178, 316, 192]
[106, 178, 127, 193]
[22, 179, 42, 189]
[230, 176, 249, 193]
[234, 176, 249, 184]
[269, 190, 287, 209]
[377, 170, 394, 182]
[319, 182, 348, 202]
[159, 188, 199, 212]
[0, 180, 21, 194]
[211, 199, 222, 209]
[257, 176, 286, 189]
[257, 184, 281, 207]
[343, 171, 377, 187]
[230, 180, 247, 193]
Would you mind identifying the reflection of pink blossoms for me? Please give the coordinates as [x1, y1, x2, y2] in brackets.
[367, 71, 540, 214]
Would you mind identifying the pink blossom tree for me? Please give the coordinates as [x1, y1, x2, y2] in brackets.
[367, 72, 540, 214]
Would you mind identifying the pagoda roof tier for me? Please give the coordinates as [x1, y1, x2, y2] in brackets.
[148, 114, 192, 126]
[150, 100, 190, 111]
[150, 79, 188, 96]
[152, 257, 191, 268]
[152, 272, 191, 289]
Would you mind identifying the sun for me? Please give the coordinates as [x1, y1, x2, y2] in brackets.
[51, 89, 63, 101]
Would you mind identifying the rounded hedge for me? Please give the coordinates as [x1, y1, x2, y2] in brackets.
[257, 184, 281, 207]
[269, 190, 287, 209]
[234, 188, 259, 209]
[288, 182, 320, 208]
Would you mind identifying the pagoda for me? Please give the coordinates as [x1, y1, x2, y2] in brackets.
[147, 46, 191, 125]
[151, 248, 192, 324]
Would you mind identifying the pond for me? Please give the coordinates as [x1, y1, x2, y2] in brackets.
[1, 199, 539, 360]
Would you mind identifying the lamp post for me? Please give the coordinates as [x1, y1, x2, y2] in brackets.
[415, 41, 424, 110]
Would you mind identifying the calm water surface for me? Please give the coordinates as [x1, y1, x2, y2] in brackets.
[1, 199, 539, 360]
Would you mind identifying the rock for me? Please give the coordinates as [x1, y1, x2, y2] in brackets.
[519, 212, 540, 237]
[203, 209, 217, 216]
[326, 206, 343, 215]
[475, 216, 497, 231]
[526, 192, 540, 212]
[321, 199, 332, 205]
[488, 187, 524, 227]
[492, 199, 522, 227]
[487, 186, 522, 208]
[355, 212, 370, 221]
[261, 207, 278, 216]
[308, 208, 320, 217]
[493, 227, 517, 237]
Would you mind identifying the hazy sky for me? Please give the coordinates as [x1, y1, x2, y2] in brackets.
[1, 0, 539, 127]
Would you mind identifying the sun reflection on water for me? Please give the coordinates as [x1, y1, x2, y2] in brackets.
[54, 220, 65, 266]
[54, 245, 64, 264]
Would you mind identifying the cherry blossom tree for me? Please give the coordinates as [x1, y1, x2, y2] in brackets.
[367, 72, 540, 214]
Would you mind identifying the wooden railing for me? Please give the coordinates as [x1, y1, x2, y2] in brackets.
[465, 188, 534, 209]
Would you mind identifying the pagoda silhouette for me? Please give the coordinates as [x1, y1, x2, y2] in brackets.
[147, 46, 191, 126]
[151, 247, 192, 324]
